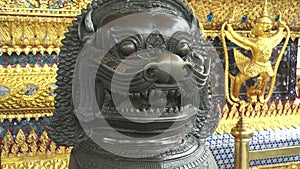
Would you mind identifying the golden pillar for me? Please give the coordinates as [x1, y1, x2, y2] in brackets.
[231, 115, 254, 169]
[221, 0, 290, 168]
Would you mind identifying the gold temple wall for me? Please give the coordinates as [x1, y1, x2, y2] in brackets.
[187, 0, 300, 40]
[0, 0, 85, 168]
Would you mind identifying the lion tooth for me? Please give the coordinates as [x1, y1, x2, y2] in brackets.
[164, 108, 168, 114]
[156, 108, 164, 115]
[121, 108, 125, 113]
[130, 108, 134, 113]
[165, 108, 169, 113]
[134, 93, 140, 97]
[142, 108, 147, 114]
[149, 109, 155, 114]
[175, 107, 179, 114]
[172, 107, 176, 112]
[136, 109, 140, 114]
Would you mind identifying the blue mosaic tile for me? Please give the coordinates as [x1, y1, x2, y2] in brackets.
[204, 126, 300, 168]
[0, 52, 60, 67]
[0, 118, 45, 139]
[250, 155, 300, 167]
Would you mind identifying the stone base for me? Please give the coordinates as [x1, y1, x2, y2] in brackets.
[69, 137, 217, 169]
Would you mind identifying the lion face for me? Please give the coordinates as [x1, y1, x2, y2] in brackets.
[46, 1, 219, 156]
[76, 12, 210, 142]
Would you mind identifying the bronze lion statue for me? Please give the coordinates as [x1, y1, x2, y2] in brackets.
[45, 0, 220, 168]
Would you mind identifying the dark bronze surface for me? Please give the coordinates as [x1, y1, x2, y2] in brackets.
[45, 0, 220, 168]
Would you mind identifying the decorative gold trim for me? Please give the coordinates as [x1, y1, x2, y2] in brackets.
[1, 129, 72, 169]
[0, 0, 89, 55]
[0, 109, 53, 122]
[1, 153, 72, 169]
[251, 162, 300, 169]
[0, 64, 57, 119]
[249, 146, 300, 161]
[216, 101, 300, 134]
[202, 30, 300, 41]
[1, 1, 299, 54]
[0, 0, 89, 11]
[1, 8, 81, 17]
[0, 16, 73, 55]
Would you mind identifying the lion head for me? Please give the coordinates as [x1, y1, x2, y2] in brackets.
[45, 0, 220, 158]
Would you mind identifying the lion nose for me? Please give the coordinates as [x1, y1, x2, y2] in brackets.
[143, 54, 193, 84]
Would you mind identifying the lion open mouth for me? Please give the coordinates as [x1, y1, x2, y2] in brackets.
[95, 52, 209, 121]
[100, 86, 197, 117]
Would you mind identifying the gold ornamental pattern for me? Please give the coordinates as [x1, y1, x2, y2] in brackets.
[0, 0, 89, 10]
[1, 129, 72, 169]
[186, 0, 300, 39]
[0, 0, 88, 55]
[217, 101, 300, 134]
[0, 16, 73, 55]
[0, 64, 57, 119]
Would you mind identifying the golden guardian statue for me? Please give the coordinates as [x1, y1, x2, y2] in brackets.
[221, 0, 290, 105]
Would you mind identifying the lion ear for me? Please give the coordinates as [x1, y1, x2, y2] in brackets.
[85, 10, 95, 32]
[78, 8, 95, 43]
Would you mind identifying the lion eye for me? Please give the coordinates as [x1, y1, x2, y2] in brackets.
[177, 42, 190, 57]
[120, 40, 137, 56]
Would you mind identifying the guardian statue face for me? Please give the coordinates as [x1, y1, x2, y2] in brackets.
[46, 0, 220, 167]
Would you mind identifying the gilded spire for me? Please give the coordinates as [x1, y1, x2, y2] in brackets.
[255, 0, 272, 24]
[262, 0, 269, 17]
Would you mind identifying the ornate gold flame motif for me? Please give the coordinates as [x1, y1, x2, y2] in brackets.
[0, 0, 84, 55]
[0, 16, 74, 55]
[217, 100, 300, 134]
[1, 129, 72, 169]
